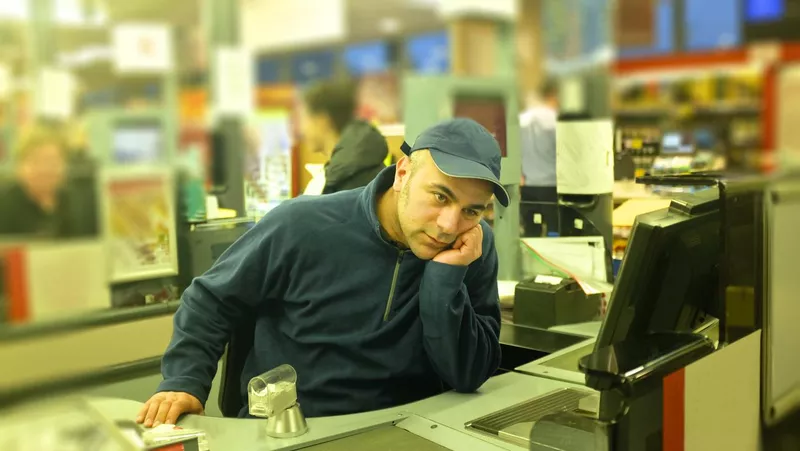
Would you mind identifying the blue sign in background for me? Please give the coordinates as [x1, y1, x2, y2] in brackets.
[406, 32, 449, 74]
[344, 41, 390, 76]
[540, 0, 786, 61]
[256, 57, 282, 85]
[746, 0, 786, 22]
[291, 50, 336, 84]
[684, 0, 741, 51]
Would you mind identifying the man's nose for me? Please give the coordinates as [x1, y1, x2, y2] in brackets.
[437, 207, 461, 236]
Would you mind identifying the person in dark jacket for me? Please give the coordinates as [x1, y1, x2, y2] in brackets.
[136, 118, 509, 427]
[0, 125, 81, 239]
[299, 80, 389, 194]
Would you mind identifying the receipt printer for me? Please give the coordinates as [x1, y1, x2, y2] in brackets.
[514, 275, 601, 328]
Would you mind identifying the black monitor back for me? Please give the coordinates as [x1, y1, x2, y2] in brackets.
[596, 187, 722, 349]
[177, 218, 255, 289]
[719, 178, 766, 343]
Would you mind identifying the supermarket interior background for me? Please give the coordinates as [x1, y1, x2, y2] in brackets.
[0, 0, 799, 450]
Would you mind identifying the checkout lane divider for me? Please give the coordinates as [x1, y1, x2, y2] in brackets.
[0, 300, 180, 343]
[0, 305, 177, 405]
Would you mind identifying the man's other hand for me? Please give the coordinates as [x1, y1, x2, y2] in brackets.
[136, 391, 204, 427]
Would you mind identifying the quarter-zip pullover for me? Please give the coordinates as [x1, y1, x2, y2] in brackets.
[157, 166, 502, 417]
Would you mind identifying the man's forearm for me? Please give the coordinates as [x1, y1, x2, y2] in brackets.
[157, 280, 237, 405]
[418, 262, 502, 392]
[155, 205, 287, 405]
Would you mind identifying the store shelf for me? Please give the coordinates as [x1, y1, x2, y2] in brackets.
[615, 103, 762, 121]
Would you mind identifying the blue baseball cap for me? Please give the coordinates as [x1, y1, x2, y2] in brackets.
[401, 118, 509, 207]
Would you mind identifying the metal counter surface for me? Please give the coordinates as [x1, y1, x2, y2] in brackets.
[498, 320, 601, 354]
[514, 338, 596, 386]
[548, 321, 602, 338]
[512, 321, 601, 385]
[499, 322, 587, 355]
[89, 372, 581, 450]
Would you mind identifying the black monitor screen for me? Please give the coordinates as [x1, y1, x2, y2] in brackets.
[595, 187, 722, 349]
[453, 95, 507, 158]
[113, 124, 162, 165]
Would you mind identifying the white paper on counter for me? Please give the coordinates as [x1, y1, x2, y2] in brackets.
[556, 119, 614, 195]
[521, 236, 609, 295]
[534, 274, 564, 285]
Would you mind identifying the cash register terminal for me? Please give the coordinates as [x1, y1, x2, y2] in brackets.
[467, 186, 724, 450]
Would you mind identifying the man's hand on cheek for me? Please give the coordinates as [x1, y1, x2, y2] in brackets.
[432, 225, 483, 267]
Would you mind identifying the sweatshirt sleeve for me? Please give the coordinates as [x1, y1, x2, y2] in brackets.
[418, 223, 502, 392]
[155, 208, 290, 406]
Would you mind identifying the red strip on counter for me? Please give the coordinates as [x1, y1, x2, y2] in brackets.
[663, 368, 686, 451]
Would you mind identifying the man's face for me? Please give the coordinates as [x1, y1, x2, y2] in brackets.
[18, 143, 66, 196]
[299, 106, 330, 154]
[393, 151, 494, 260]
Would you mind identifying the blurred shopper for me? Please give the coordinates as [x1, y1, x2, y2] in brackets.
[519, 78, 559, 237]
[299, 80, 388, 194]
[0, 125, 84, 238]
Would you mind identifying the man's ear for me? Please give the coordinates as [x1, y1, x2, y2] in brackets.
[393, 155, 411, 192]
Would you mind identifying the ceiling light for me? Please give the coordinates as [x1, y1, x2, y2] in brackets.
[0, 0, 28, 20]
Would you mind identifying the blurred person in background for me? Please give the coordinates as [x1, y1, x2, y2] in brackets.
[519, 78, 559, 237]
[0, 124, 86, 238]
[299, 79, 389, 194]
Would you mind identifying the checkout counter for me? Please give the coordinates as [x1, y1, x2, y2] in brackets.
[88, 372, 582, 450]
[3, 175, 786, 451]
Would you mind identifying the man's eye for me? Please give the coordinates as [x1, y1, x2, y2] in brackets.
[434, 193, 447, 203]
[465, 209, 479, 218]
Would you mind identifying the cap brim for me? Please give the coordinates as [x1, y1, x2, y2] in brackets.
[429, 150, 510, 207]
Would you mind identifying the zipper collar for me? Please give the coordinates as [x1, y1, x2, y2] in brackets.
[360, 165, 405, 250]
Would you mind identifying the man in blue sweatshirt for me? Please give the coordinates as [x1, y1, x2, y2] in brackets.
[137, 118, 509, 427]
